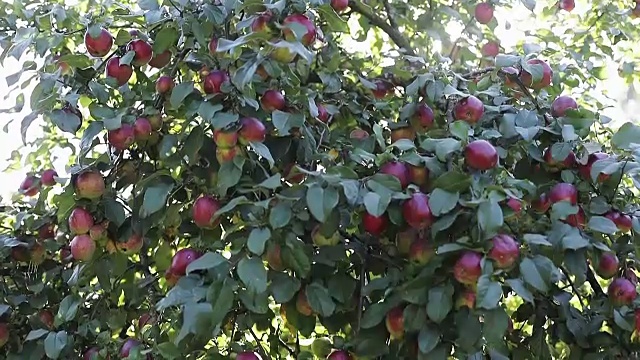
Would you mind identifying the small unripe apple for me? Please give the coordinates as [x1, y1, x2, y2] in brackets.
[379, 161, 410, 189]
[155, 75, 175, 94]
[296, 290, 314, 316]
[193, 195, 221, 229]
[70, 234, 96, 261]
[38, 309, 54, 329]
[453, 95, 484, 123]
[105, 57, 133, 86]
[519, 59, 553, 89]
[548, 182, 578, 205]
[402, 192, 434, 230]
[127, 39, 153, 66]
[481, 41, 499, 57]
[551, 95, 578, 117]
[149, 50, 172, 68]
[597, 252, 619, 279]
[282, 14, 317, 46]
[170, 248, 202, 276]
[372, 80, 391, 99]
[239, 117, 267, 144]
[117, 233, 144, 255]
[455, 288, 476, 309]
[396, 229, 416, 256]
[362, 211, 388, 236]
[608, 277, 637, 306]
[349, 128, 369, 140]
[31, 242, 46, 265]
[474, 3, 494, 24]
[213, 129, 238, 148]
[148, 114, 163, 131]
[20, 175, 39, 196]
[464, 140, 498, 170]
[408, 165, 429, 186]
[134, 117, 153, 142]
[251, 13, 273, 33]
[270, 44, 297, 63]
[75, 170, 105, 199]
[89, 223, 107, 241]
[203, 70, 230, 94]
[41, 169, 58, 186]
[408, 236, 434, 265]
[316, 102, 330, 123]
[208, 37, 218, 55]
[69, 207, 94, 235]
[311, 225, 341, 246]
[84, 28, 113, 57]
[108, 123, 135, 150]
[488, 234, 519, 269]
[385, 306, 404, 339]
[453, 251, 482, 285]
[260, 90, 286, 112]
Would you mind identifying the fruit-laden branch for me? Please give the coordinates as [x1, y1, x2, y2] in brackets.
[348, 0, 416, 56]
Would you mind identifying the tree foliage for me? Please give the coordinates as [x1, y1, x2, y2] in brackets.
[2, 0, 640, 359]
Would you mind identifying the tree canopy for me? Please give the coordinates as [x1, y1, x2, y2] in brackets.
[2, 0, 640, 359]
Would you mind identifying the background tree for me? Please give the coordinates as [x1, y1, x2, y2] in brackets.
[1, 0, 640, 359]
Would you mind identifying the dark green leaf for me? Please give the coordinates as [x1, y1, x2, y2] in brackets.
[44, 331, 67, 359]
[306, 283, 336, 317]
[476, 275, 502, 309]
[247, 227, 271, 255]
[170, 82, 195, 108]
[427, 284, 454, 323]
[237, 256, 268, 293]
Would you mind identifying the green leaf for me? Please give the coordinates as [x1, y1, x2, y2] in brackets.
[432, 171, 472, 192]
[505, 279, 534, 303]
[176, 302, 213, 343]
[483, 308, 509, 343]
[237, 256, 268, 293]
[520, 257, 549, 293]
[477, 199, 504, 235]
[153, 27, 179, 53]
[186, 252, 227, 274]
[306, 184, 339, 222]
[316, 5, 349, 32]
[327, 274, 357, 304]
[57, 295, 80, 323]
[44, 331, 67, 359]
[247, 227, 271, 255]
[272, 111, 305, 135]
[427, 284, 454, 323]
[612, 122, 640, 150]
[157, 342, 182, 359]
[363, 191, 391, 217]
[495, 54, 520, 67]
[25, 329, 50, 341]
[49, 109, 81, 133]
[103, 198, 126, 227]
[257, 174, 282, 189]
[282, 237, 311, 277]
[418, 325, 441, 354]
[522, 234, 552, 247]
[269, 202, 292, 229]
[198, 102, 224, 122]
[170, 81, 194, 108]
[249, 141, 275, 167]
[449, 120, 470, 141]
[561, 232, 589, 250]
[270, 272, 301, 303]
[360, 302, 388, 328]
[428, 189, 459, 216]
[208, 280, 234, 326]
[210, 111, 239, 129]
[476, 275, 502, 309]
[520, 0, 536, 11]
[588, 216, 618, 235]
[306, 283, 336, 317]
[140, 180, 174, 218]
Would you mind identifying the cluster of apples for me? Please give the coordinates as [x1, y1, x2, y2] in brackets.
[18, 168, 58, 197]
[212, 117, 267, 163]
[107, 115, 163, 151]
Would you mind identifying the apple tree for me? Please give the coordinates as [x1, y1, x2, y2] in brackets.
[2, 0, 640, 358]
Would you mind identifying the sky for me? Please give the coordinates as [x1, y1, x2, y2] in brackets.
[0, 1, 638, 202]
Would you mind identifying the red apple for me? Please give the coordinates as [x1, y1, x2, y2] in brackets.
[331, 0, 349, 11]
[165, 269, 180, 287]
[605, 211, 632, 233]
[488, 234, 519, 269]
[543, 146, 576, 171]
[474, 3, 494, 24]
[20, 175, 39, 196]
[464, 139, 498, 170]
[408, 165, 429, 186]
[117, 233, 144, 255]
[608, 277, 637, 306]
[390, 127, 415, 143]
[379, 161, 410, 189]
[239, 117, 267, 144]
[296, 290, 314, 316]
[155, 75, 175, 94]
[282, 14, 317, 46]
[69, 207, 94, 235]
[402, 192, 434, 230]
[251, 13, 273, 33]
[75, 170, 105, 199]
[265, 242, 284, 271]
[193, 195, 221, 229]
[563, 206, 586, 229]
[84, 347, 109, 360]
[38, 223, 56, 239]
[597, 252, 619, 279]
[559, 0, 575, 11]
[531, 193, 551, 213]
[328, 350, 353, 360]
[120, 338, 144, 358]
[108, 123, 135, 150]
[138, 313, 157, 329]
[38, 310, 54, 329]
[70, 234, 96, 261]
[84, 28, 113, 57]
[260, 90, 286, 112]
[548, 182, 578, 205]
[481, 41, 499, 57]
[213, 129, 238, 148]
[203, 70, 230, 94]
[127, 39, 153, 66]
[11, 246, 30, 262]
[149, 50, 172, 68]
[216, 146, 241, 163]
[578, 152, 610, 182]
[519, 59, 553, 90]
[311, 225, 341, 247]
[453, 251, 482, 285]
[551, 95, 578, 118]
[41, 169, 58, 186]
[170, 248, 202, 276]
[105, 57, 133, 86]
[385, 306, 405, 339]
[134, 117, 153, 142]
[372, 80, 391, 99]
[316, 102, 330, 123]
[208, 37, 218, 55]
[237, 352, 262, 360]
[0, 323, 7, 347]
[455, 288, 476, 309]
[501, 66, 520, 88]
[453, 95, 484, 123]
[506, 198, 522, 215]
[409, 236, 434, 265]
[362, 211, 388, 236]
[89, 223, 107, 241]
[59, 247, 72, 262]
[412, 103, 434, 129]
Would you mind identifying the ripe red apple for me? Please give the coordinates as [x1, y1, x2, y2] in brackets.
[362, 211, 388, 236]
[90, 223, 107, 241]
[127, 39, 153, 66]
[38, 310, 54, 329]
[213, 129, 238, 148]
[481, 41, 499, 57]
[563, 206, 586, 229]
[296, 290, 314, 316]
[634, 3, 640, 18]
[84, 347, 109, 360]
[316, 102, 330, 123]
[20, 175, 39, 196]
[385, 306, 405, 339]
[331, 0, 349, 11]
[265, 242, 284, 271]
[11, 246, 30, 262]
[505, 198, 522, 215]
[328, 350, 353, 360]
[409, 236, 434, 265]
[251, 13, 273, 33]
[203, 70, 230, 94]
[138, 313, 157, 329]
[412, 103, 434, 129]
[559, 0, 575, 11]
[52, 54, 72, 76]
[548, 182, 578, 205]
[59, 247, 72, 262]
[134, 117, 153, 142]
[453, 251, 483, 285]
[597, 252, 619, 279]
[216, 146, 241, 163]
[155, 75, 175, 94]
[170, 248, 202, 276]
[237, 351, 262, 360]
[105, 57, 133, 86]
[282, 14, 317, 46]
[208, 37, 218, 55]
[551, 95, 578, 117]
[464, 139, 498, 170]
[519, 59, 553, 89]
[239, 117, 267, 144]
[70, 234, 96, 261]
[474, 3, 494, 24]
[75, 170, 105, 199]
[372, 80, 391, 99]
[605, 211, 633, 233]
[120, 338, 144, 358]
[453, 95, 484, 123]
[543, 146, 576, 171]
[455, 288, 476, 309]
[625, 268, 639, 286]
[193, 195, 221, 229]
[38, 223, 56, 239]
[501, 66, 520, 88]
[488, 234, 519, 269]
[69, 207, 94, 234]
[149, 50, 172, 68]
[41, 169, 58, 186]
[608, 277, 637, 306]
[531, 193, 551, 213]
[260, 90, 286, 112]
[84, 28, 113, 57]
[390, 127, 415, 143]
[578, 152, 610, 182]
[117, 233, 144, 255]
[311, 225, 341, 246]
[402, 192, 434, 230]
[108, 123, 135, 150]
[379, 161, 410, 189]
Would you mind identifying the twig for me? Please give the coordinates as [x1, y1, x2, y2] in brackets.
[381, 0, 398, 29]
[586, 267, 605, 296]
[249, 327, 269, 359]
[356, 255, 366, 334]
[348, 0, 415, 56]
[560, 266, 586, 310]
[448, 18, 474, 60]
[461, 66, 495, 79]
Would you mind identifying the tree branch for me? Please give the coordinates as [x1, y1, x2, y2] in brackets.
[560, 266, 586, 310]
[249, 326, 269, 359]
[348, 0, 415, 56]
[586, 267, 605, 297]
[381, 0, 398, 30]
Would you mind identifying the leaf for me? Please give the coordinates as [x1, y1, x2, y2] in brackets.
[316, 5, 349, 32]
[25, 329, 50, 341]
[186, 252, 227, 274]
[495, 54, 520, 67]
[269, 202, 292, 229]
[198, 102, 224, 122]
[522, 234, 552, 247]
[306, 184, 339, 222]
[170, 82, 194, 108]
[49, 109, 81, 134]
[483, 308, 509, 343]
[432, 171, 472, 192]
[562, 233, 589, 250]
[210, 111, 239, 129]
[217, 35, 249, 52]
[477, 199, 504, 235]
[20, 112, 38, 145]
[44, 331, 67, 359]
[305, 283, 336, 317]
[153, 27, 179, 53]
[427, 284, 454, 323]
[505, 278, 534, 303]
[140, 180, 174, 218]
[282, 238, 311, 277]
[237, 256, 268, 293]
[428, 189, 459, 216]
[418, 326, 441, 354]
[360, 302, 388, 328]
[247, 227, 271, 255]
[449, 120, 470, 141]
[588, 216, 618, 235]
[57, 295, 80, 323]
[270, 272, 301, 303]
[249, 141, 275, 167]
[476, 275, 502, 309]
[103, 198, 126, 227]
[80, 121, 103, 154]
[208, 280, 234, 326]
[272, 111, 305, 135]
[176, 302, 213, 343]
[363, 191, 391, 217]
[520, 258, 549, 293]
[520, 0, 536, 11]
[611, 122, 640, 150]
